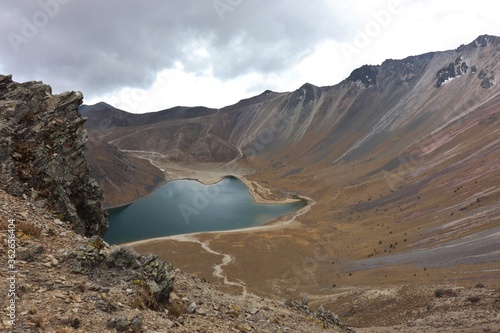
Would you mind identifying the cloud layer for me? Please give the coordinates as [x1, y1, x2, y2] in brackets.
[1, 1, 344, 92]
[1, 0, 499, 112]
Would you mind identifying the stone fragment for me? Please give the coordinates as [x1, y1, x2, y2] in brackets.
[187, 301, 197, 314]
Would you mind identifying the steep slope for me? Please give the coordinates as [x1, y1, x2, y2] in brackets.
[85, 36, 499, 174]
[84, 139, 165, 208]
[0, 181, 354, 332]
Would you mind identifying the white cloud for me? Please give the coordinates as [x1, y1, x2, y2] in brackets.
[86, 66, 269, 112]
[2, 0, 500, 113]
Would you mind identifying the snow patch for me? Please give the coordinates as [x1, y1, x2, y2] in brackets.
[441, 76, 455, 85]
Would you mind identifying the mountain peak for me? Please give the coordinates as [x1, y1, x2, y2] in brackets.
[346, 65, 379, 88]
[456, 34, 499, 52]
[260, 89, 274, 96]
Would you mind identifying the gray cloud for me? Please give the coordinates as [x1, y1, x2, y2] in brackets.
[0, 0, 348, 97]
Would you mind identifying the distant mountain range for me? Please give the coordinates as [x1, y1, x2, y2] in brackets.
[82, 34, 499, 211]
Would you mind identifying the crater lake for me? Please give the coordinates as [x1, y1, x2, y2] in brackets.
[104, 176, 306, 244]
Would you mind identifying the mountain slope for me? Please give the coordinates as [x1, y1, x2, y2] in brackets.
[83, 35, 500, 330]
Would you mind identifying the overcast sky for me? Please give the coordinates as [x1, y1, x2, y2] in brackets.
[1, 0, 499, 113]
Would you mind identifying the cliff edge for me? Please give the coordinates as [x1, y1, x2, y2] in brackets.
[0, 75, 107, 237]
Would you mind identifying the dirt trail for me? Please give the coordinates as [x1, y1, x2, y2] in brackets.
[128, 194, 316, 297]
[167, 234, 248, 297]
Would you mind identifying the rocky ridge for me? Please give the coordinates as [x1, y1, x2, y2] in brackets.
[0, 75, 107, 237]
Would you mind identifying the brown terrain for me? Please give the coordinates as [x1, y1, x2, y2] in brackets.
[0, 74, 352, 332]
[19, 34, 498, 331]
[0, 189, 354, 332]
[80, 35, 500, 331]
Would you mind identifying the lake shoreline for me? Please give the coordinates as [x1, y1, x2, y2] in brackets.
[104, 173, 313, 246]
[125, 193, 315, 247]
[104, 173, 304, 211]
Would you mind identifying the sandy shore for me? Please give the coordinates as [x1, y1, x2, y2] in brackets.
[107, 170, 303, 210]
[126, 194, 315, 247]
[166, 170, 303, 205]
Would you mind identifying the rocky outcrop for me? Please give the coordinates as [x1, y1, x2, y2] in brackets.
[436, 56, 471, 87]
[67, 237, 175, 307]
[0, 74, 107, 237]
[347, 65, 379, 87]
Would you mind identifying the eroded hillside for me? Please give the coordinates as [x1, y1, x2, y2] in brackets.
[82, 35, 500, 331]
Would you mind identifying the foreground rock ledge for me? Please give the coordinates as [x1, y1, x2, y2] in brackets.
[0, 74, 107, 236]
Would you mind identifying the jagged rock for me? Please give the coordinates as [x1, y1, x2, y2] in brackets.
[460, 61, 468, 74]
[436, 62, 456, 87]
[187, 301, 197, 314]
[480, 77, 495, 89]
[475, 35, 490, 47]
[129, 314, 143, 332]
[105, 246, 142, 269]
[0, 74, 107, 237]
[315, 305, 340, 327]
[478, 69, 488, 79]
[68, 241, 174, 308]
[142, 255, 175, 305]
[115, 316, 129, 332]
[95, 299, 117, 313]
[67, 243, 105, 273]
[285, 298, 354, 332]
[17, 245, 44, 262]
[347, 65, 379, 87]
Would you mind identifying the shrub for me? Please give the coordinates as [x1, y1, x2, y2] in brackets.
[18, 222, 42, 238]
[167, 301, 187, 318]
[467, 296, 480, 303]
[434, 288, 457, 298]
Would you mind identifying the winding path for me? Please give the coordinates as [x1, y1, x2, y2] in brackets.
[148, 191, 316, 298]
[170, 234, 248, 297]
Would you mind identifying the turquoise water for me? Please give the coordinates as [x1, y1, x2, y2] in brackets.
[104, 177, 305, 244]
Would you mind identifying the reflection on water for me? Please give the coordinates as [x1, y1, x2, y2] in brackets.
[104, 177, 305, 244]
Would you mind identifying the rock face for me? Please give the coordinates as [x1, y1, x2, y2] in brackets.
[347, 64, 379, 87]
[0, 74, 107, 236]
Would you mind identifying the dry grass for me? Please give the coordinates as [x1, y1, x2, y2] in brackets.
[30, 314, 45, 328]
[54, 330, 71, 333]
[17, 221, 42, 238]
[166, 301, 187, 318]
[140, 283, 159, 310]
